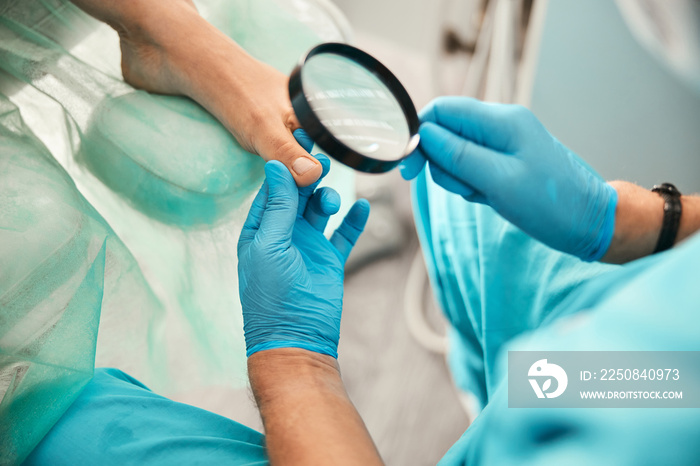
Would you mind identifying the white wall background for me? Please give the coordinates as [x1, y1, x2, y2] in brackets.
[332, 0, 446, 108]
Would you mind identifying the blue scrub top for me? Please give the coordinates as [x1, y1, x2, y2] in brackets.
[24, 369, 268, 465]
[412, 171, 700, 465]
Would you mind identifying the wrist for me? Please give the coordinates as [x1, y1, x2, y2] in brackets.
[678, 194, 700, 244]
[248, 348, 341, 410]
[602, 181, 665, 263]
[581, 180, 618, 262]
[246, 340, 339, 359]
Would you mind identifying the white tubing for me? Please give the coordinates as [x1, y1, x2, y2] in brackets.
[461, 0, 495, 97]
[404, 249, 448, 355]
[516, 0, 548, 106]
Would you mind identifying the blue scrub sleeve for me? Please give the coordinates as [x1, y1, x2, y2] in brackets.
[411, 170, 617, 407]
[440, 232, 700, 465]
[24, 368, 268, 466]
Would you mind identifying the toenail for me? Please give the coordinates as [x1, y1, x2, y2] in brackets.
[292, 157, 317, 176]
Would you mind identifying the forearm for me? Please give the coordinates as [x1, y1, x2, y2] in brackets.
[602, 181, 700, 263]
[248, 349, 382, 466]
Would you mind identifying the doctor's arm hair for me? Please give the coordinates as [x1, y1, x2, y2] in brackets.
[248, 349, 383, 466]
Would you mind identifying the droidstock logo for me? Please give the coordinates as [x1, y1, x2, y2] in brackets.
[528, 359, 568, 399]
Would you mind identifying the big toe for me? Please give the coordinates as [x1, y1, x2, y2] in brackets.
[271, 139, 323, 187]
[291, 156, 323, 186]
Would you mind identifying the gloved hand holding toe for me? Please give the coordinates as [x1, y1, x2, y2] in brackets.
[401, 96, 618, 262]
[238, 158, 370, 358]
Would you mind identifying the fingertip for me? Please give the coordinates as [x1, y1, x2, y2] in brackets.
[349, 198, 371, 224]
[293, 128, 314, 153]
[319, 187, 341, 216]
[419, 96, 472, 121]
[265, 160, 296, 190]
[399, 149, 427, 180]
[265, 159, 291, 176]
[418, 98, 439, 121]
[418, 122, 458, 161]
[330, 198, 371, 259]
[313, 153, 331, 179]
[303, 187, 340, 232]
[418, 121, 444, 139]
[265, 159, 288, 176]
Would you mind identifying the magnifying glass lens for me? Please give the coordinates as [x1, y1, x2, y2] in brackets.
[302, 54, 410, 162]
[290, 43, 419, 173]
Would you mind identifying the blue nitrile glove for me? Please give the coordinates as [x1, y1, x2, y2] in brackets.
[238, 154, 370, 358]
[400, 97, 618, 262]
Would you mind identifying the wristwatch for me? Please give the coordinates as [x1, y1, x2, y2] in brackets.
[651, 183, 682, 254]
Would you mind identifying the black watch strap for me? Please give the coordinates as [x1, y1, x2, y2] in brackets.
[651, 182, 682, 254]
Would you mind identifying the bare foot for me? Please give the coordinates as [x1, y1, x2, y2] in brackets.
[75, 0, 322, 186]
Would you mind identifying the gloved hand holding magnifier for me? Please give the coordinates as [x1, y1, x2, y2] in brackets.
[289, 43, 420, 173]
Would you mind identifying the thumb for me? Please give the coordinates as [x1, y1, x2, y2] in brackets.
[293, 128, 315, 153]
[419, 122, 503, 194]
[259, 161, 299, 248]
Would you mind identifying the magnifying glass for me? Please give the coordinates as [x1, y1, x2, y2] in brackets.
[289, 43, 420, 173]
